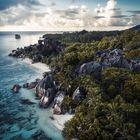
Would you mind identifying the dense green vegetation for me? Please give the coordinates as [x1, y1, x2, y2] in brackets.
[22, 28, 140, 140]
[43, 30, 140, 140]
[43, 30, 121, 43]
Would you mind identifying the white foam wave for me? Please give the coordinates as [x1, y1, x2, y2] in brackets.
[21, 58, 50, 73]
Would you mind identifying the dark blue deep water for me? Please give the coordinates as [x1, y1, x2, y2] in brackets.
[0, 32, 64, 140]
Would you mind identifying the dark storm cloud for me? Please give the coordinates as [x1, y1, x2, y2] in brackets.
[109, 8, 121, 11]
[111, 15, 128, 18]
[0, 0, 42, 11]
[127, 10, 140, 14]
[94, 16, 105, 19]
[55, 9, 79, 19]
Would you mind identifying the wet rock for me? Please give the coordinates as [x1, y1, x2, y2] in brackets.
[15, 34, 21, 39]
[20, 99, 36, 105]
[23, 83, 29, 88]
[36, 73, 56, 98]
[28, 82, 38, 89]
[35, 78, 40, 83]
[8, 53, 12, 56]
[11, 84, 21, 93]
[49, 116, 55, 120]
[39, 88, 56, 108]
[23, 79, 39, 89]
[9, 49, 23, 58]
[31, 129, 52, 140]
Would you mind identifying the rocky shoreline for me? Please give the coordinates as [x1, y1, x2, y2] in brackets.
[9, 30, 140, 140]
[9, 36, 81, 116]
[9, 33, 140, 114]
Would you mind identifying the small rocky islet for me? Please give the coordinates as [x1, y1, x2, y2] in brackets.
[9, 26, 140, 140]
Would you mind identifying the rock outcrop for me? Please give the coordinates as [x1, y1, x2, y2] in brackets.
[38, 37, 65, 55]
[32, 54, 43, 63]
[23, 79, 40, 89]
[36, 72, 57, 108]
[79, 61, 102, 79]
[53, 91, 65, 114]
[11, 84, 21, 93]
[39, 88, 56, 108]
[9, 37, 65, 64]
[9, 49, 24, 58]
[72, 87, 86, 101]
[36, 72, 56, 97]
[79, 48, 140, 78]
[15, 34, 21, 39]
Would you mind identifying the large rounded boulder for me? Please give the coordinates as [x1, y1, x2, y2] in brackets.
[79, 61, 102, 79]
[39, 88, 56, 108]
[53, 91, 65, 114]
[36, 72, 56, 98]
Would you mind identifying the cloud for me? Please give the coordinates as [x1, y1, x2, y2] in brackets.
[48, 5, 89, 28]
[130, 13, 140, 26]
[94, 0, 132, 27]
[0, 2, 88, 30]
[55, 5, 88, 20]
[126, 10, 140, 25]
[0, 0, 139, 31]
[0, 4, 46, 27]
[0, 0, 42, 11]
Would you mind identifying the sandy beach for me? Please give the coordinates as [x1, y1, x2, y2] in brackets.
[19, 58, 73, 133]
[22, 58, 51, 73]
[52, 113, 74, 130]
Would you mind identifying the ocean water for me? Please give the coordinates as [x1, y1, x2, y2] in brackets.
[0, 32, 64, 140]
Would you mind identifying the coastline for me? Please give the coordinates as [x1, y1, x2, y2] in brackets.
[52, 112, 74, 130]
[22, 58, 51, 73]
[19, 57, 73, 132]
[2, 25, 140, 139]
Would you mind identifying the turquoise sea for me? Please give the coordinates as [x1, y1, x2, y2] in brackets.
[0, 32, 64, 140]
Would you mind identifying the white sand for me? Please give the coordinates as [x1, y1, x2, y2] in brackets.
[22, 58, 50, 73]
[52, 113, 74, 130]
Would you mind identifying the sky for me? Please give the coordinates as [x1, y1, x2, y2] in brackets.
[0, 0, 140, 31]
